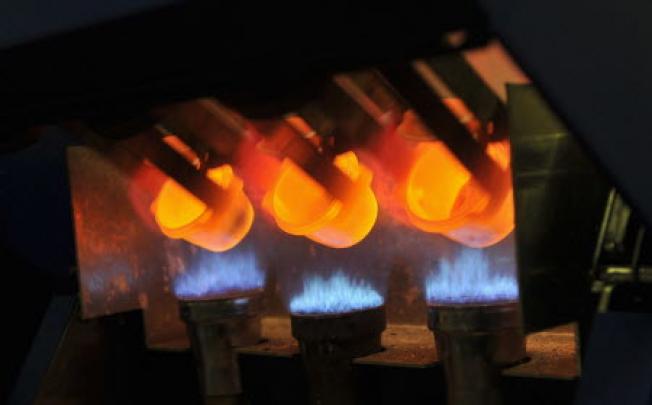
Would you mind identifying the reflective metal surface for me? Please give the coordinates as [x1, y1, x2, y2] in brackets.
[68, 145, 189, 347]
[509, 84, 611, 332]
[428, 302, 525, 405]
[180, 293, 262, 405]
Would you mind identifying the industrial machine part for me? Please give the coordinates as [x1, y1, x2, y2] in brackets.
[428, 301, 526, 405]
[179, 293, 262, 405]
[291, 306, 386, 405]
[508, 84, 610, 332]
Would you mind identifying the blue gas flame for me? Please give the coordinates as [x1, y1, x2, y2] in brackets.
[173, 249, 265, 300]
[290, 271, 383, 315]
[425, 249, 518, 304]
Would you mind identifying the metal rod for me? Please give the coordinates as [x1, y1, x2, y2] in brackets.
[333, 74, 388, 126]
[379, 63, 505, 192]
[632, 226, 646, 283]
[591, 188, 617, 279]
[425, 53, 505, 128]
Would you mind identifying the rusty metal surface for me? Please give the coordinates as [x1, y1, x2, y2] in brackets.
[237, 317, 438, 365]
[504, 323, 579, 380]
[237, 316, 298, 358]
[69, 146, 189, 347]
[357, 323, 438, 367]
[239, 316, 579, 380]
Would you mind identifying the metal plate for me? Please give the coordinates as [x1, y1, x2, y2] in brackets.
[68, 146, 188, 347]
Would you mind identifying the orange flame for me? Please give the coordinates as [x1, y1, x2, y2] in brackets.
[263, 151, 378, 248]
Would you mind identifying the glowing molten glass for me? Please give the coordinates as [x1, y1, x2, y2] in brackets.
[173, 248, 264, 300]
[425, 249, 518, 305]
[290, 271, 383, 315]
[153, 164, 254, 252]
[264, 151, 378, 248]
[403, 138, 514, 248]
[406, 141, 488, 230]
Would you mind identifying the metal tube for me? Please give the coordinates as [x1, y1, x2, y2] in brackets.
[291, 306, 386, 405]
[179, 293, 262, 405]
[428, 301, 526, 405]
